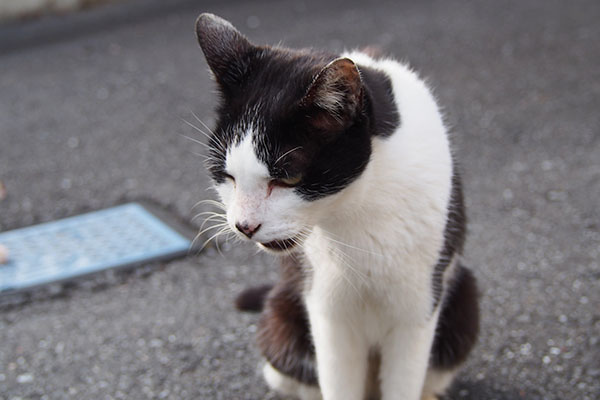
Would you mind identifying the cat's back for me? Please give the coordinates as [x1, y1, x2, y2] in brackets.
[348, 51, 449, 145]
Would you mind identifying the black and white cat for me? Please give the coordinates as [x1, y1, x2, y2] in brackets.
[195, 13, 479, 400]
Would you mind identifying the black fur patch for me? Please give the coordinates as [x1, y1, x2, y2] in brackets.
[196, 14, 400, 200]
[360, 66, 400, 137]
[430, 264, 480, 370]
[234, 284, 273, 312]
[432, 172, 467, 309]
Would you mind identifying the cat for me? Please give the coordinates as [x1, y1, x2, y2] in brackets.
[194, 13, 479, 400]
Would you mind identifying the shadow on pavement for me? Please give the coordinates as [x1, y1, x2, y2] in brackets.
[447, 379, 542, 400]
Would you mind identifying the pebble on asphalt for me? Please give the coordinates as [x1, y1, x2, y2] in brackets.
[0, 180, 6, 200]
[0, 244, 9, 264]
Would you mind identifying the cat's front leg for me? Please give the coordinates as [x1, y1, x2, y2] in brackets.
[379, 318, 439, 400]
[308, 310, 369, 400]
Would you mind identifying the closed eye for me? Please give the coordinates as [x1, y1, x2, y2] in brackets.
[223, 172, 235, 182]
[270, 175, 302, 188]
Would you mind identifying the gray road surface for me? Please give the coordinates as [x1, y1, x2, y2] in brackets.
[1, 0, 599, 399]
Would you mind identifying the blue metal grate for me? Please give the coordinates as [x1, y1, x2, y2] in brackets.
[0, 203, 191, 293]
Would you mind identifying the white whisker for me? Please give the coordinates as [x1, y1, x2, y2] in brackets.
[320, 228, 383, 257]
[193, 212, 227, 224]
[196, 222, 229, 238]
[192, 199, 226, 211]
[180, 133, 210, 149]
[190, 110, 216, 135]
[274, 146, 303, 166]
[181, 117, 228, 154]
[297, 227, 368, 302]
[202, 226, 232, 251]
[188, 109, 230, 153]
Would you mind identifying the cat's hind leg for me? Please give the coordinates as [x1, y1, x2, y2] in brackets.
[424, 264, 480, 399]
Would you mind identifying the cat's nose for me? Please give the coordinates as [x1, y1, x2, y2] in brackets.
[235, 221, 262, 239]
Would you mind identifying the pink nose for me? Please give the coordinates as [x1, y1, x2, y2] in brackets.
[235, 222, 261, 239]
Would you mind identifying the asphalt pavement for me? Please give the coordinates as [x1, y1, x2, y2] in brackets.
[0, 0, 599, 399]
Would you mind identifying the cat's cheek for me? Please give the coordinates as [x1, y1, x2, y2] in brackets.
[266, 192, 311, 229]
[214, 182, 237, 228]
[215, 182, 234, 207]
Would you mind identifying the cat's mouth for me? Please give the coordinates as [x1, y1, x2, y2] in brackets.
[259, 237, 300, 252]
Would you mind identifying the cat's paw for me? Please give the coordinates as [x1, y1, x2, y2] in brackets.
[263, 363, 321, 400]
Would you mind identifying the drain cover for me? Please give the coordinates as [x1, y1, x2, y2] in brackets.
[0, 202, 192, 294]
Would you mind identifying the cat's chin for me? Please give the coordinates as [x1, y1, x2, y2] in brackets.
[258, 237, 301, 253]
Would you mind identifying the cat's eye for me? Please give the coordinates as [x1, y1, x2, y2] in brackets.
[270, 175, 302, 188]
[223, 172, 235, 182]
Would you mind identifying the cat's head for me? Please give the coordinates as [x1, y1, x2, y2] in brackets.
[195, 13, 372, 252]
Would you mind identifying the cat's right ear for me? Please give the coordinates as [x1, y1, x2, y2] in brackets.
[195, 13, 254, 89]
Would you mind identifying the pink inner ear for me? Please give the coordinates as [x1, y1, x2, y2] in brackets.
[305, 58, 362, 109]
[301, 58, 363, 134]
[267, 182, 274, 197]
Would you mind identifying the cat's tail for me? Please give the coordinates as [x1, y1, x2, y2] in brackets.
[234, 284, 274, 312]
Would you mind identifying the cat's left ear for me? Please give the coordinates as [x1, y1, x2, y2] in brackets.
[301, 57, 363, 133]
[195, 13, 254, 89]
